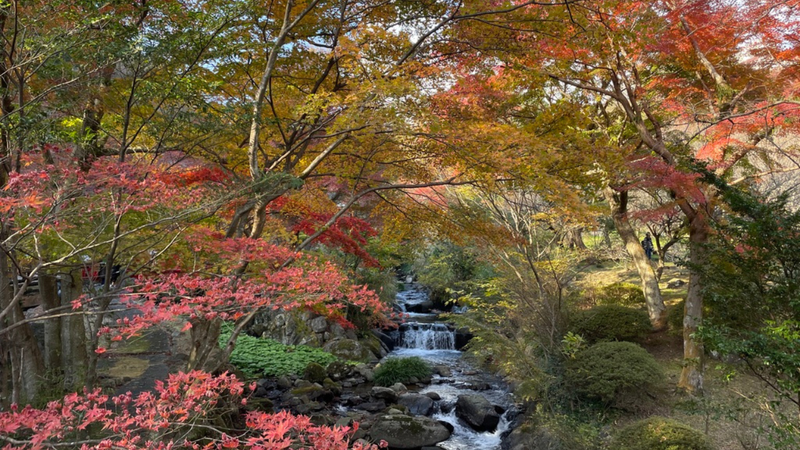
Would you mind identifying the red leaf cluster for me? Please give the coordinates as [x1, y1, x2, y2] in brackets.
[0, 371, 385, 450]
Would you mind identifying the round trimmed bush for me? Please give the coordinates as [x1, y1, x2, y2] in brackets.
[595, 282, 646, 306]
[374, 357, 432, 386]
[612, 417, 714, 450]
[565, 341, 664, 404]
[570, 305, 652, 343]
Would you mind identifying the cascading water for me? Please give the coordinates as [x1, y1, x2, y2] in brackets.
[400, 323, 456, 350]
[386, 282, 515, 450]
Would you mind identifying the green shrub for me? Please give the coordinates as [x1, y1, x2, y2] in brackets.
[595, 282, 646, 306]
[220, 325, 337, 378]
[373, 357, 432, 386]
[570, 305, 652, 343]
[612, 417, 714, 450]
[565, 341, 664, 404]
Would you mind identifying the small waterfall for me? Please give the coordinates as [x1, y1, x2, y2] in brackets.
[396, 288, 430, 313]
[400, 322, 456, 350]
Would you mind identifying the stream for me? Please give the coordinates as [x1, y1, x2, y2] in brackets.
[389, 283, 514, 450]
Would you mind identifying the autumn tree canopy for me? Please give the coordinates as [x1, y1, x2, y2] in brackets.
[2, 0, 800, 447]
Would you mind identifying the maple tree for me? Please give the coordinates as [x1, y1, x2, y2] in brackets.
[0, 370, 384, 450]
[435, 0, 800, 393]
[4, 0, 800, 447]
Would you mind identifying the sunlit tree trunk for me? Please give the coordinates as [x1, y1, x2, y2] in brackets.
[605, 187, 667, 330]
[678, 212, 708, 393]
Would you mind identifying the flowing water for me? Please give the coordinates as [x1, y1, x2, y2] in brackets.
[389, 283, 514, 450]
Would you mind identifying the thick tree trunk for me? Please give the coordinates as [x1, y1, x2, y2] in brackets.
[0, 249, 45, 404]
[559, 226, 588, 250]
[39, 273, 62, 371]
[605, 187, 667, 330]
[677, 214, 708, 393]
[186, 318, 224, 373]
[59, 272, 87, 392]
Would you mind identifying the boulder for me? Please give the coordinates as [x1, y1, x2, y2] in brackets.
[310, 316, 329, 333]
[666, 278, 687, 289]
[368, 415, 451, 449]
[326, 361, 354, 381]
[433, 365, 452, 377]
[503, 423, 564, 450]
[276, 376, 292, 390]
[454, 328, 473, 350]
[389, 383, 408, 394]
[251, 310, 319, 346]
[371, 386, 399, 403]
[303, 362, 327, 384]
[354, 364, 375, 382]
[323, 338, 377, 362]
[363, 335, 388, 359]
[456, 394, 500, 432]
[290, 383, 333, 403]
[405, 298, 434, 314]
[372, 329, 396, 351]
[323, 378, 342, 396]
[398, 393, 434, 416]
[355, 401, 386, 413]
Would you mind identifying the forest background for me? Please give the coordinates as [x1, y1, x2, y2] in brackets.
[0, 0, 799, 449]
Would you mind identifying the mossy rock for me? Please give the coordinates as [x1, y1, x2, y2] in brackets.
[565, 341, 664, 404]
[368, 415, 451, 449]
[570, 305, 652, 343]
[362, 335, 385, 359]
[322, 338, 375, 362]
[303, 362, 327, 384]
[612, 417, 714, 450]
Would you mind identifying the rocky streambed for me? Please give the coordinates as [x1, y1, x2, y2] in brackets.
[249, 283, 520, 450]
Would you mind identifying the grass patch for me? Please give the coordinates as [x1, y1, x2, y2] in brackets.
[220, 324, 338, 378]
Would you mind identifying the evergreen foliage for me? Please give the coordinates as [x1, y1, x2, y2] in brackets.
[693, 185, 800, 445]
[569, 305, 652, 343]
[565, 341, 664, 404]
[593, 282, 646, 307]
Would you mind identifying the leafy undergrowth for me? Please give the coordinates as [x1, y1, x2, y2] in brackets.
[220, 325, 338, 378]
[373, 356, 431, 386]
[569, 262, 791, 449]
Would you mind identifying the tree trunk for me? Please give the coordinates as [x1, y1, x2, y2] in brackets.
[559, 226, 588, 250]
[186, 318, 224, 373]
[677, 213, 708, 393]
[0, 248, 45, 404]
[39, 273, 62, 371]
[605, 187, 667, 330]
[60, 272, 87, 392]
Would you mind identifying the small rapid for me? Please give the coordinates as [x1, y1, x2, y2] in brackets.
[399, 323, 456, 350]
[386, 283, 515, 450]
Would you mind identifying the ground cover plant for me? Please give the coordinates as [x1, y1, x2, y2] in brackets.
[220, 324, 338, 378]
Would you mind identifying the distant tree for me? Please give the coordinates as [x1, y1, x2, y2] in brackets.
[696, 181, 800, 446]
